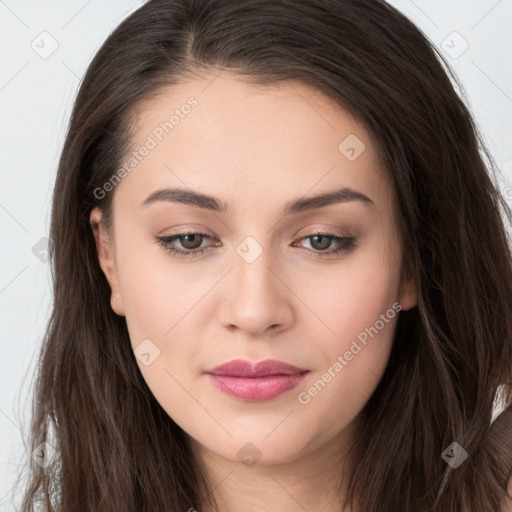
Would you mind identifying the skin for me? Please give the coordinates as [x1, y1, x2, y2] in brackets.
[90, 71, 417, 512]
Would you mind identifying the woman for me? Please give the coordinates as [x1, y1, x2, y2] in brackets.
[16, 0, 512, 510]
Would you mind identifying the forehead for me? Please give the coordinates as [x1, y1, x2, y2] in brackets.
[115, 71, 393, 216]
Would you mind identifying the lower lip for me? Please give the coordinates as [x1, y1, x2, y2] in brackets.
[206, 372, 309, 401]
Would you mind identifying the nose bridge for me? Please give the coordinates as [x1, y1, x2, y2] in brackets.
[218, 234, 293, 334]
[234, 235, 275, 299]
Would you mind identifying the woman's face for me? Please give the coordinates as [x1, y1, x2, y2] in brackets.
[91, 72, 416, 467]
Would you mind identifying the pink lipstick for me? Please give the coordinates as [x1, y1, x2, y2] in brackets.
[205, 359, 309, 401]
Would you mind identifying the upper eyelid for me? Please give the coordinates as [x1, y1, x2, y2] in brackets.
[160, 229, 351, 242]
[159, 223, 353, 238]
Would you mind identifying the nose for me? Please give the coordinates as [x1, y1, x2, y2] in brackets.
[217, 245, 294, 337]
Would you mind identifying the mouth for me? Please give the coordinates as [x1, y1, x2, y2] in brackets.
[204, 359, 310, 402]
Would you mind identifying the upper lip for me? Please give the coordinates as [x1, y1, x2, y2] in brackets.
[205, 359, 309, 378]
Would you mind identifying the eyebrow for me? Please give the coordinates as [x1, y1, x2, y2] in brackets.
[141, 186, 375, 215]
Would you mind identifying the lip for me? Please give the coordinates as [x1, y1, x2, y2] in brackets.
[205, 359, 308, 377]
[205, 359, 309, 402]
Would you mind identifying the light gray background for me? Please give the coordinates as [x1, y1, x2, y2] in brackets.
[1, 0, 511, 509]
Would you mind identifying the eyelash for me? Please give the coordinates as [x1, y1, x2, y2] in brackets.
[155, 231, 357, 259]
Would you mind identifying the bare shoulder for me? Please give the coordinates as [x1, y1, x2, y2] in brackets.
[500, 474, 512, 512]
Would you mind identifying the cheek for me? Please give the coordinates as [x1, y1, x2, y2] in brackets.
[296, 306, 398, 439]
[114, 232, 211, 340]
[301, 250, 401, 350]
[293, 254, 401, 419]
[114, 244, 209, 415]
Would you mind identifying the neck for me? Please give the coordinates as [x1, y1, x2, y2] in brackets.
[189, 416, 361, 512]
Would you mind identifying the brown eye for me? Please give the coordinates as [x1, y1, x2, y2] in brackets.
[177, 234, 205, 250]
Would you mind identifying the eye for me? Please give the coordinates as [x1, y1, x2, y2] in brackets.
[156, 232, 217, 258]
[155, 230, 357, 259]
[291, 231, 358, 258]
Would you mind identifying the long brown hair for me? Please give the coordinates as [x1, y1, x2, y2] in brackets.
[14, 0, 512, 510]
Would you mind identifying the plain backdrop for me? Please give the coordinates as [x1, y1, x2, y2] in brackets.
[0, 0, 511, 509]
